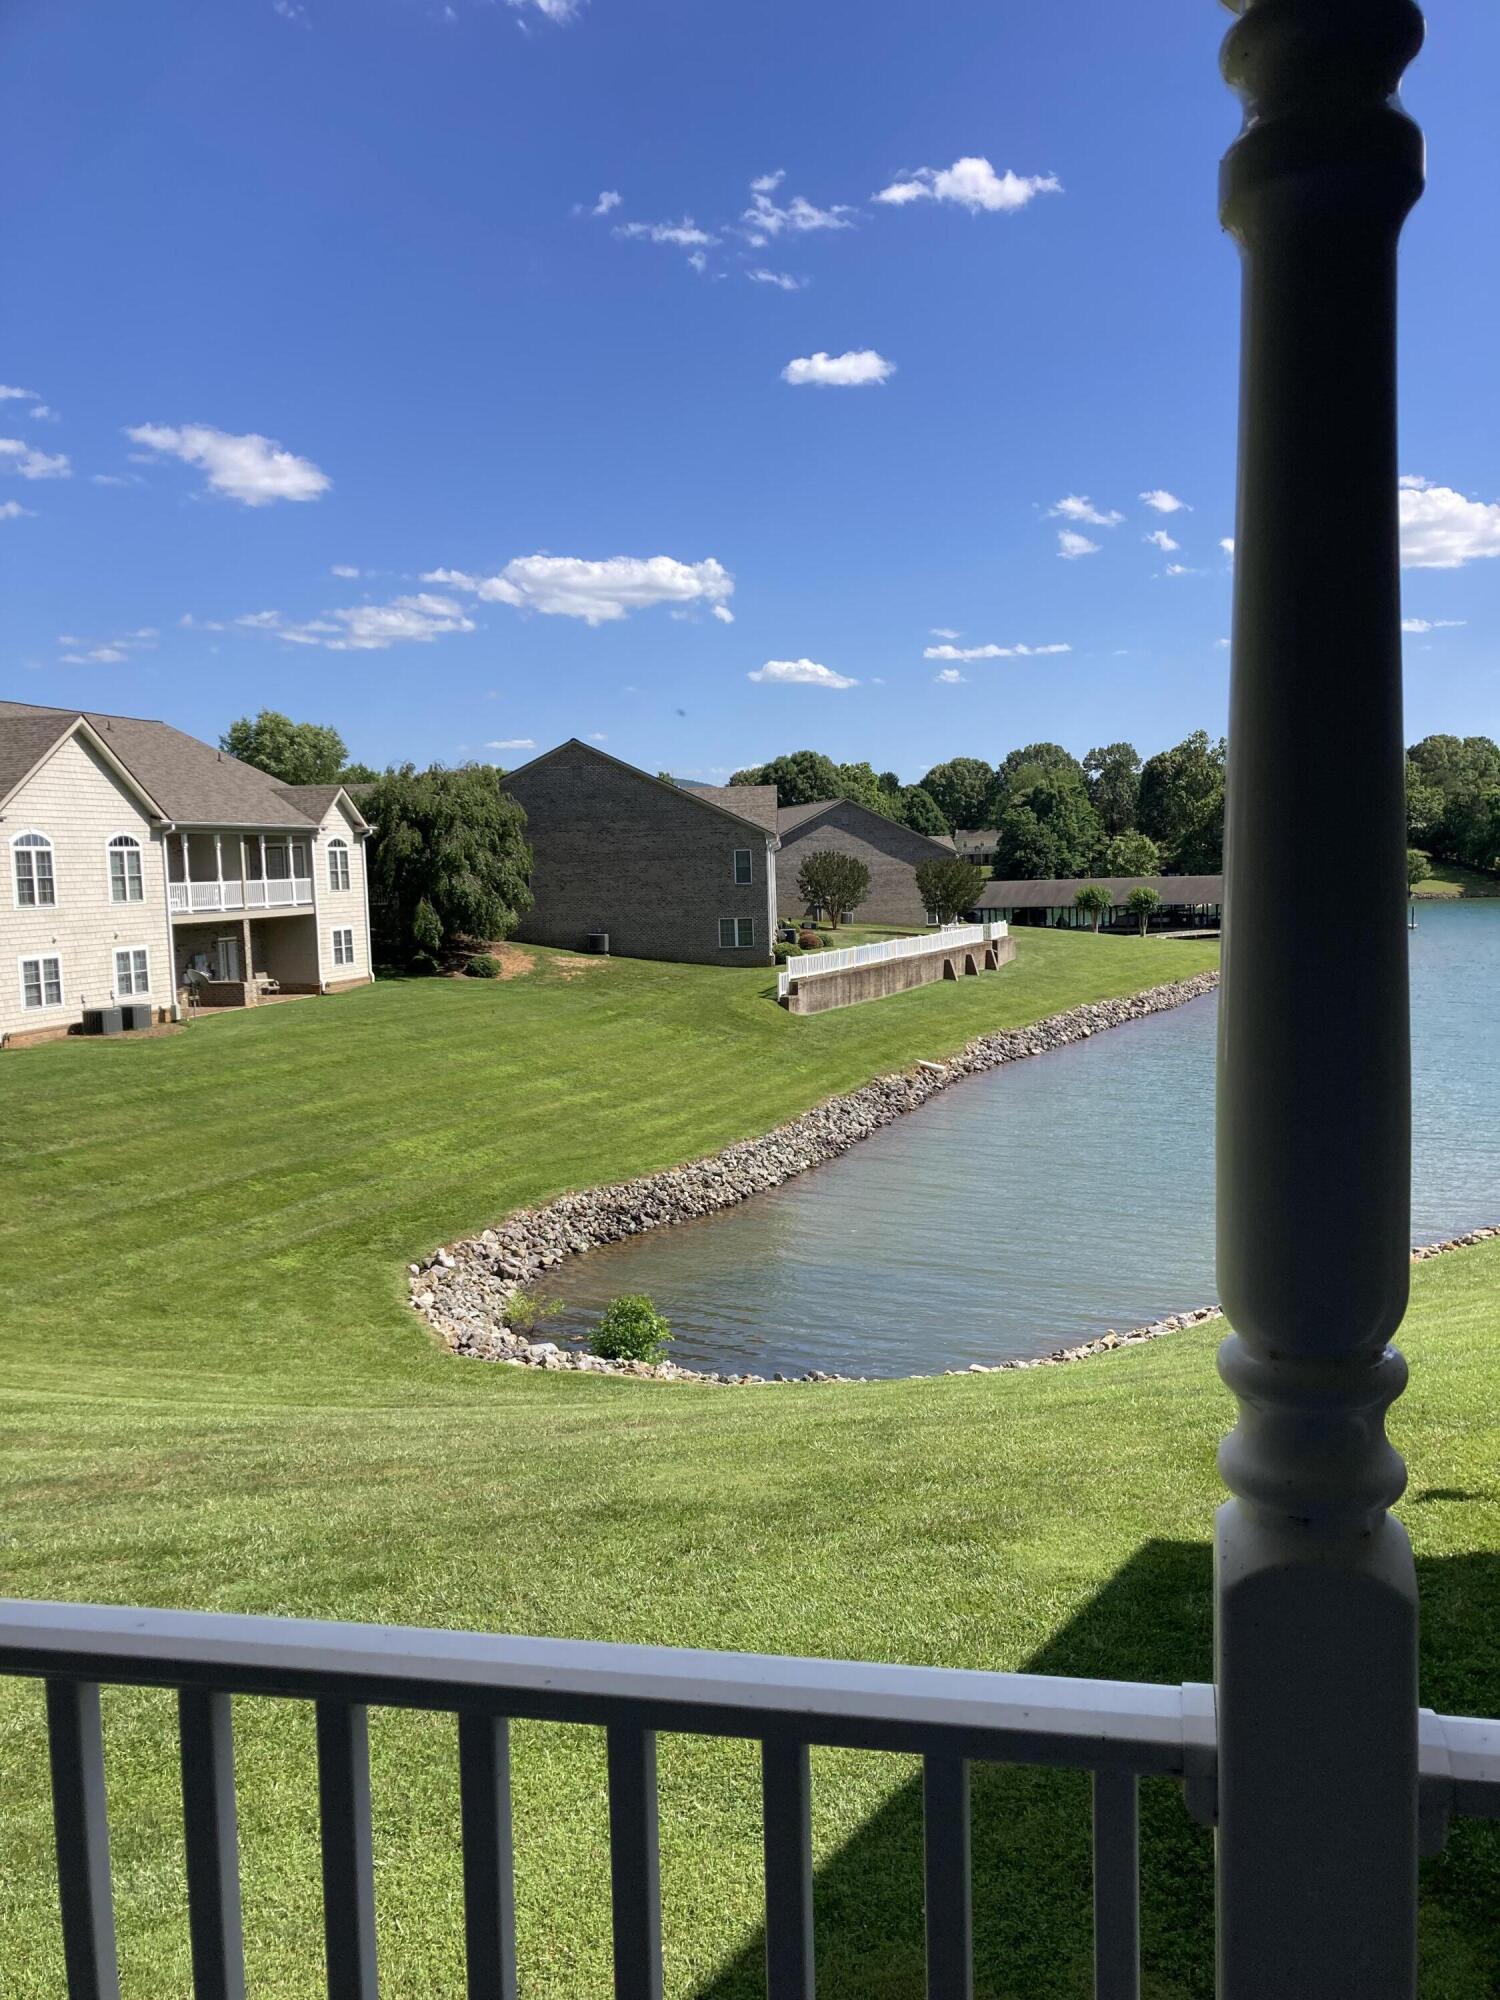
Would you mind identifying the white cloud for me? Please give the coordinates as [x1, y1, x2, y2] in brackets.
[782, 349, 894, 388]
[1398, 477, 1500, 569]
[592, 190, 622, 216]
[712, 604, 735, 624]
[687, 250, 708, 275]
[931, 627, 961, 639]
[874, 157, 1060, 214]
[0, 385, 37, 401]
[743, 179, 855, 244]
[1145, 528, 1180, 552]
[1220, 537, 1235, 555]
[57, 627, 156, 664]
[331, 564, 361, 578]
[61, 648, 127, 665]
[125, 423, 330, 505]
[0, 499, 35, 520]
[507, 0, 582, 18]
[91, 471, 142, 487]
[240, 593, 475, 651]
[1164, 563, 1203, 577]
[424, 553, 734, 626]
[924, 640, 1070, 661]
[614, 217, 717, 248]
[1140, 489, 1188, 513]
[748, 268, 807, 292]
[934, 667, 966, 683]
[487, 738, 537, 750]
[589, 731, 608, 742]
[1215, 637, 1231, 648]
[1401, 617, 1466, 634]
[29, 404, 57, 422]
[1051, 495, 1122, 528]
[0, 438, 71, 479]
[1399, 473, 1429, 489]
[748, 658, 857, 689]
[179, 613, 227, 631]
[1057, 529, 1098, 560]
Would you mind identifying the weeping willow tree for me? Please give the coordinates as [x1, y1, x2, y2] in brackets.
[363, 764, 533, 966]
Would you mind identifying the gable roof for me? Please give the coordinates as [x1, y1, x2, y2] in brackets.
[776, 796, 956, 853]
[0, 701, 321, 827]
[679, 782, 779, 833]
[503, 738, 779, 840]
[274, 783, 371, 832]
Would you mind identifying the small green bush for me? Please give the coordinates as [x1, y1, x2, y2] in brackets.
[590, 1295, 672, 1365]
[773, 941, 802, 962]
[465, 954, 502, 979]
[505, 1289, 562, 1334]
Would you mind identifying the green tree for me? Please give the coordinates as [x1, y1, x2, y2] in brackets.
[795, 850, 871, 928]
[1444, 787, 1500, 872]
[221, 709, 348, 786]
[731, 750, 840, 805]
[994, 777, 1102, 879]
[990, 742, 1088, 818]
[897, 785, 950, 837]
[919, 756, 996, 831]
[915, 856, 987, 923]
[590, 1295, 672, 1365]
[1125, 884, 1162, 935]
[1101, 830, 1162, 876]
[1137, 731, 1226, 872]
[364, 764, 533, 965]
[833, 760, 898, 818]
[1073, 883, 1114, 932]
[339, 761, 380, 786]
[1083, 742, 1142, 836]
[1406, 849, 1432, 894]
[1406, 736, 1500, 866]
[1405, 770, 1446, 849]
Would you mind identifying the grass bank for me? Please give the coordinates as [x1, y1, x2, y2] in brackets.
[4, 930, 1497, 1996]
[1412, 858, 1500, 898]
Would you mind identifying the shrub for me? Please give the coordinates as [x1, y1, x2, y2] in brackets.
[590, 1295, 672, 1364]
[505, 1289, 562, 1335]
[798, 930, 823, 949]
[773, 941, 802, 962]
[465, 953, 502, 979]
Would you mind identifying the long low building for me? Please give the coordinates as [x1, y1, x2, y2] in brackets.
[969, 875, 1223, 930]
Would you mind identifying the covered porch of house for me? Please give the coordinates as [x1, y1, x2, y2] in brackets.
[172, 913, 323, 1008]
[166, 828, 314, 916]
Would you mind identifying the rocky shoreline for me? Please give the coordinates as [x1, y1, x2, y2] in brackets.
[406, 969, 1495, 1387]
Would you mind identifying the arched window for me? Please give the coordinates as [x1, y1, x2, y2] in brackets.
[12, 832, 55, 909]
[327, 837, 351, 892]
[107, 833, 144, 903]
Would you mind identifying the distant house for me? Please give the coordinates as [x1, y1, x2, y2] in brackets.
[775, 798, 956, 928]
[953, 828, 1000, 872]
[0, 700, 373, 1046]
[969, 875, 1224, 930]
[502, 740, 779, 965]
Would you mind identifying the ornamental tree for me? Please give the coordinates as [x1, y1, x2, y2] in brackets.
[1126, 884, 1162, 935]
[795, 850, 870, 928]
[915, 856, 987, 924]
[1073, 883, 1114, 932]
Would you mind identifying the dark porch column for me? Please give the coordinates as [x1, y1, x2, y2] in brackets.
[1214, 1, 1425, 1994]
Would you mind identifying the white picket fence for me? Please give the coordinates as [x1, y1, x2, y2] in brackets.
[777, 922, 1002, 1000]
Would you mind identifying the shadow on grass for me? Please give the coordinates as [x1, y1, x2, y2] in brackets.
[694, 1540, 1500, 2000]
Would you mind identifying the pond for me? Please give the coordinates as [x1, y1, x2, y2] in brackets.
[532, 901, 1500, 1379]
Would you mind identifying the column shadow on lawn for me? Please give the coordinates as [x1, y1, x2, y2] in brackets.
[692, 1535, 1500, 2000]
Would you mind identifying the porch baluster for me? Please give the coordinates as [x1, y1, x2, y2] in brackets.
[179, 1689, 246, 2000]
[1215, 1, 1426, 1995]
[46, 1680, 121, 2000]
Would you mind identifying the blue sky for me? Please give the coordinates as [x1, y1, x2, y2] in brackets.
[4, 0, 1498, 781]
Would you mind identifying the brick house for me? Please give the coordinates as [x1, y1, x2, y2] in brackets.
[774, 798, 956, 928]
[0, 700, 373, 1047]
[502, 740, 779, 965]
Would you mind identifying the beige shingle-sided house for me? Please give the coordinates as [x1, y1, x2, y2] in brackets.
[0, 700, 374, 1047]
[503, 739, 780, 965]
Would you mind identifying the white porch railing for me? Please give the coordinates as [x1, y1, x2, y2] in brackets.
[2, 1599, 1495, 2000]
[777, 922, 1002, 1001]
[169, 878, 313, 915]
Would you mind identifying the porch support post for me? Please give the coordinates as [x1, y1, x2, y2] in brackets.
[180, 829, 191, 885]
[1214, 4, 1425, 1997]
[214, 834, 223, 910]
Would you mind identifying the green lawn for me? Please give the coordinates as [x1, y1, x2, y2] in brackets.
[1412, 857, 1500, 898]
[3, 930, 1497, 1998]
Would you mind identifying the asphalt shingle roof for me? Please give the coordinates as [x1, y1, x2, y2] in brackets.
[679, 783, 780, 833]
[0, 701, 320, 827]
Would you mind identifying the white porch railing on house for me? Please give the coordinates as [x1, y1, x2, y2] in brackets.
[2, 1599, 1496, 2000]
[777, 922, 1002, 1001]
[168, 878, 314, 915]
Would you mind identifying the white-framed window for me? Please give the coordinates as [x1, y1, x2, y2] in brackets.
[107, 833, 145, 903]
[331, 927, 355, 967]
[732, 847, 752, 886]
[718, 917, 756, 950]
[20, 954, 63, 1010]
[328, 838, 351, 892]
[114, 947, 151, 997]
[12, 832, 56, 909]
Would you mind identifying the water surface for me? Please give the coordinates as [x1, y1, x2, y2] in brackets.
[534, 903, 1500, 1377]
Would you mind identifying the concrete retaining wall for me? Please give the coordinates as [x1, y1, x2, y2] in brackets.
[784, 934, 1016, 1014]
